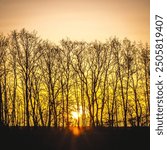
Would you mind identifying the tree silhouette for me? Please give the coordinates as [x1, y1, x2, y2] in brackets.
[0, 29, 150, 127]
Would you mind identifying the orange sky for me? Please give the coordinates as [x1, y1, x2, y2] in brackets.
[0, 0, 149, 43]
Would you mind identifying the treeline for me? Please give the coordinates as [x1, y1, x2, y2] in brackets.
[0, 29, 150, 127]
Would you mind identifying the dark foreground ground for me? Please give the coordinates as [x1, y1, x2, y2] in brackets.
[0, 126, 149, 150]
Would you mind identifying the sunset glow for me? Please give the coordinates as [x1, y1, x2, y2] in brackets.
[0, 0, 149, 43]
[0, 0, 150, 128]
[71, 112, 80, 120]
[71, 106, 83, 120]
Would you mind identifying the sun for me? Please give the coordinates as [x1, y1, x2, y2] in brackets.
[71, 112, 78, 119]
[71, 106, 83, 120]
[71, 112, 80, 120]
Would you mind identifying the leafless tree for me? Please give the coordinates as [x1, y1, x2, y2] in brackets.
[0, 34, 8, 125]
[0, 29, 150, 127]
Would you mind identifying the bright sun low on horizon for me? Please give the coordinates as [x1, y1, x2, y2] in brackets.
[0, 0, 149, 43]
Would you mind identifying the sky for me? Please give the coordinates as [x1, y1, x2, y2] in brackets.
[0, 0, 149, 43]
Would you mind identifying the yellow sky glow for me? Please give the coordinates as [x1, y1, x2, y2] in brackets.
[0, 0, 149, 43]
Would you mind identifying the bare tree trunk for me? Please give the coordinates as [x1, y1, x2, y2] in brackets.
[81, 77, 86, 127]
[25, 51, 30, 127]
[66, 81, 69, 127]
[111, 80, 118, 127]
[145, 66, 150, 125]
[0, 82, 3, 124]
[11, 54, 17, 126]
[4, 63, 8, 125]
[61, 78, 65, 128]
